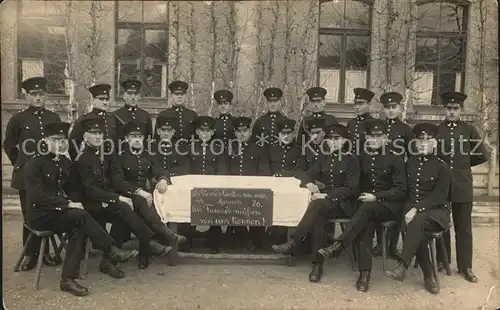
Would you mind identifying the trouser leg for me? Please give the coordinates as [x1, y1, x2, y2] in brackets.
[19, 190, 42, 256]
[293, 199, 336, 242]
[106, 202, 154, 245]
[61, 228, 85, 279]
[415, 237, 433, 278]
[358, 222, 376, 271]
[401, 213, 441, 267]
[389, 221, 401, 249]
[452, 202, 473, 270]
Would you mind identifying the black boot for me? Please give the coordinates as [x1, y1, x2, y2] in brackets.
[371, 244, 382, 257]
[106, 245, 138, 263]
[99, 258, 125, 279]
[137, 253, 149, 270]
[271, 240, 296, 255]
[60, 278, 89, 296]
[43, 253, 60, 266]
[163, 226, 187, 248]
[317, 241, 344, 259]
[148, 240, 173, 257]
[424, 276, 440, 294]
[356, 271, 371, 292]
[309, 262, 323, 283]
[20, 255, 38, 271]
[459, 268, 478, 283]
[385, 263, 407, 281]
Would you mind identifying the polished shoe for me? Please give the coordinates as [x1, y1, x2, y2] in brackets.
[388, 247, 402, 261]
[459, 268, 478, 283]
[424, 276, 440, 294]
[437, 262, 446, 272]
[371, 244, 382, 257]
[149, 240, 173, 257]
[43, 253, 61, 266]
[60, 278, 89, 296]
[138, 253, 149, 270]
[99, 259, 125, 279]
[271, 240, 296, 255]
[20, 255, 38, 271]
[309, 262, 323, 283]
[317, 241, 344, 259]
[356, 271, 371, 292]
[385, 263, 407, 281]
[107, 245, 138, 263]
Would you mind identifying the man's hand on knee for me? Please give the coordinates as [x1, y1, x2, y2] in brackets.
[311, 193, 327, 200]
[68, 201, 84, 209]
[405, 207, 417, 224]
[118, 196, 134, 209]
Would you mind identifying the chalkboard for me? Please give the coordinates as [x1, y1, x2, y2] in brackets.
[190, 188, 273, 226]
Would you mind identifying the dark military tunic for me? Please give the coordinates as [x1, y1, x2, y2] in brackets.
[346, 113, 373, 153]
[151, 140, 191, 178]
[297, 112, 339, 143]
[386, 118, 414, 157]
[268, 142, 305, 177]
[227, 141, 271, 176]
[114, 105, 153, 140]
[214, 114, 235, 147]
[189, 140, 227, 175]
[436, 121, 488, 203]
[3, 106, 61, 190]
[251, 112, 288, 147]
[156, 106, 197, 141]
[69, 109, 119, 160]
[404, 155, 451, 229]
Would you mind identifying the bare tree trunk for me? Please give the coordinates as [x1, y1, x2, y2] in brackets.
[188, 2, 196, 110]
[228, 2, 237, 88]
[208, 2, 217, 116]
[268, 1, 279, 85]
[255, 2, 264, 118]
[174, 1, 180, 78]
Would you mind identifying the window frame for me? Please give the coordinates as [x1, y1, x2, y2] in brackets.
[415, 0, 468, 105]
[114, 2, 169, 100]
[317, 0, 373, 104]
[16, 1, 69, 98]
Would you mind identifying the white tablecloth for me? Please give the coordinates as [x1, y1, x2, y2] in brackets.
[153, 175, 311, 227]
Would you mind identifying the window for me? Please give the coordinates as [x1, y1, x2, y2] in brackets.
[115, 1, 168, 98]
[414, 0, 467, 105]
[318, 0, 372, 103]
[17, 1, 69, 96]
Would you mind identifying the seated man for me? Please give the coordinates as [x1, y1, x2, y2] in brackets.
[24, 122, 138, 297]
[271, 123, 360, 283]
[76, 116, 172, 279]
[113, 121, 187, 269]
[316, 119, 407, 292]
[384, 123, 451, 294]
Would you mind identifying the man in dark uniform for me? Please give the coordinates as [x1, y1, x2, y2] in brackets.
[213, 89, 235, 149]
[114, 80, 153, 140]
[385, 123, 452, 295]
[76, 116, 170, 278]
[156, 80, 198, 142]
[189, 116, 228, 253]
[69, 84, 119, 160]
[272, 123, 360, 283]
[113, 121, 187, 269]
[229, 116, 271, 251]
[24, 121, 139, 296]
[316, 119, 406, 292]
[436, 91, 488, 283]
[346, 88, 375, 154]
[297, 87, 339, 144]
[372, 92, 414, 259]
[252, 87, 288, 147]
[3, 76, 60, 270]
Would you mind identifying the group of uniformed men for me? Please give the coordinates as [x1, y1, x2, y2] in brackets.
[4, 76, 487, 297]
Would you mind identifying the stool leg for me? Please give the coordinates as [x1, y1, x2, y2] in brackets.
[79, 238, 91, 280]
[381, 227, 388, 271]
[286, 227, 296, 267]
[34, 237, 47, 290]
[49, 235, 62, 264]
[438, 236, 452, 276]
[14, 233, 34, 272]
[429, 238, 439, 286]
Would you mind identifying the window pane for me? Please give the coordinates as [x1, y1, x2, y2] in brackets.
[319, 69, 340, 102]
[142, 64, 167, 98]
[319, 34, 341, 102]
[416, 3, 441, 32]
[143, 1, 168, 23]
[44, 61, 66, 94]
[20, 59, 44, 81]
[320, 1, 344, 28]
[440, 3, 465, 32]
[320, 0, 370, 29]
[21, 0, 67, 17]
[345, 36, 369, 70]
[415, 38, 438, 104]
[144, 30, 167, 62]
[439, 38, 464, 93]
[345, 70, 368, 103]
[117, 28, 143, 61]
[117, 62, 141, 93]
[118, 0, 143, 22]
[18, 22, 45, 58]
[413, 71, 434, 105]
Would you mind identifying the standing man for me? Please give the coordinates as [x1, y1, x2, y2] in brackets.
[346, 88, 375, 154]
[316, 119, 406, 292]
[213, 89, 235, 150]
[24, 121, 139, 296]
[114, 80, 153, 140]
[436, 91, 488, 283]
[385, 123, 452, 295]
[3, 76, 60, 271]
[272, 124, 360, 282]
[252, 87, 288, 148]
[372, 91, 414, 258]
[69, 84, 118, 160]
[229, 117, 272, 251]
[297, 87, 339, 144]
[156, 80, 197, 142]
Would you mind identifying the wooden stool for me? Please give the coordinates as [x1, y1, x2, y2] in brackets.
[56, 234, 91, 279]
[379, 220, 397, 271]
[327, 218, 357, 271]
[413, 227, 452, 285]
[13, 224, 63, 290]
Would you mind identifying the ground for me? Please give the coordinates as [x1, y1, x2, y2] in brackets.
[3, 214, 499, 310]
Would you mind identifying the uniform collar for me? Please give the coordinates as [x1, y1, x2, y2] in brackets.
[126, 104, 138, 112]
[92, 108, 106, 116]
[174, 105, 185, 112]
[357, 113, 371, 121]
[268, 111, 280, 118]
[312, 111, 324, 118]
[418, 154, 434, 162]
[29, 106, 45, 115]
[387, 118, 398, 124]
[220, 114, 231, 120]
[280, 142, 293, 149]
[445, 120, 460, 128]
